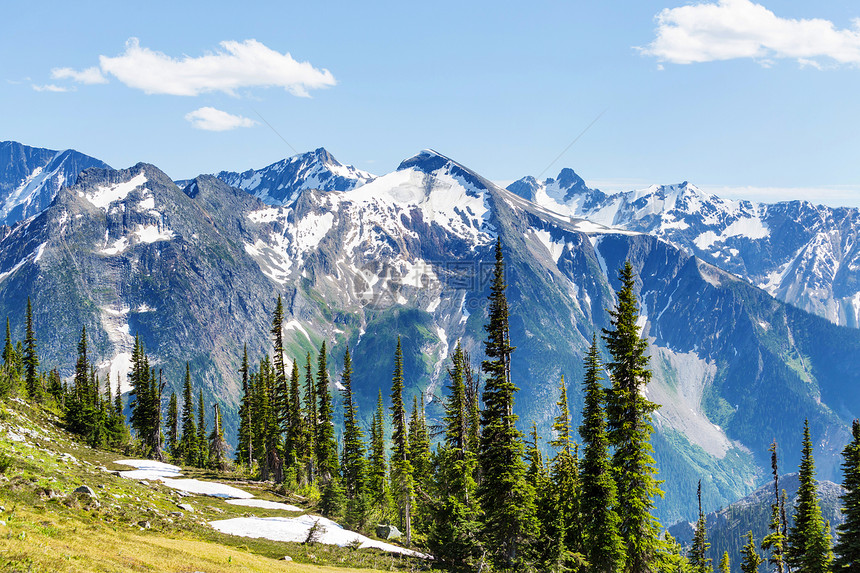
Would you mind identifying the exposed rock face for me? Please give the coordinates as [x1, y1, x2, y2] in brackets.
[1, 146, 858, 523]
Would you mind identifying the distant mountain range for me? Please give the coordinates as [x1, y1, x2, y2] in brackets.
[1, 141, 858, 525]
[508, 170, 860, 328]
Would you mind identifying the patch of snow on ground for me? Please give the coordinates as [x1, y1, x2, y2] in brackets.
[225, 499, 302, 512]
[33, 242, 47, 262]
[84, 172, 147, 210]
[210, 515, 428, 557]
[159, 478, 254, 499]
[115, 459, 182, 479]
[100, 236, 129, 255]
[534, 229, 564, 263]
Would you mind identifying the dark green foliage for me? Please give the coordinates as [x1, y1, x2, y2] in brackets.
[236, 346, 253, 467]
[128, 336, 160, 457]
[740, 532, 763, 573]
[390, 337, 414, 545]
[835, 419, 860, 571]
[761, 441, 787, 573]
[427, 342, 483, 570]
[690, 481, 713, 573]
[340, 348, 369, 531]
[166, 391, 179, 457]
[315, 342, 338, 482]
[287, 358, 304, 476]
[602, 261, 663, 573]
[786, 419, 833, 573]
[408, 393, 432, 536]
[270, 296, 291, 462]
[23, 297, 40, 400]
[477, 238, 537, 569]
[302, 352, 317, 484]
[197, 389, 208, 467]
[369, 390, 390, 522]
[64, 326, 107, 448]
[579, 335, 625, 573]
[179, 363, 198, 466]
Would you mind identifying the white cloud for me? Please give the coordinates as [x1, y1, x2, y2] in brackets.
[184, 107, 257, 131]
[96, 38, 335, 96]
[31, 84, 73, 93]
[51, 66, 108, 84]
[641, 0, 860, 67]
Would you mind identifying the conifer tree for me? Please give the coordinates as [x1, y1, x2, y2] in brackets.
[128, 336, 154, 453]
[114, 376, 123, 418]
[835, 419, 860, 571]
[427, 343, 483, 569]
[150, 368, 164, 461]
[477, 238, 537, 569]
[209, 403, 229, 470]
[23, 297, 40, 399]
[303, 352, 318, 483]
[579, 335, 625, 573]
[315, 342, 338, 481]
[369, 390, 391, 521]
[761, 441, 787, 573]
[180, 363, 198, 466]
[741, 532, 763, 573]
[719, 552, 730, 573]
[270, 296, 290, 461]
[340, 348, 369, 530]
[602, 261, 663, 573]
[390, 337, 414, 545]
[166, 391, 179, 457]
[786, 419, 833, 573]
[197, 389, 208, 467]
[287, 359, 303, 474]
[690, 481, 713, 573]
[236, 346, 253, 467]
[546, 377, 586, 572]
[409, 393, 432, 533]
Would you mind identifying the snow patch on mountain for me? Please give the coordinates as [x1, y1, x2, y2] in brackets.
[82, 172, 147, 210]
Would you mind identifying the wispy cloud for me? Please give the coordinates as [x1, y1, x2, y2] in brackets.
[184, 107, 257, 131]
[31, 83, 73, 93]
[51, 66, 108, 84]
[93, 38, 336, 96]
[640, 0, 860, 67]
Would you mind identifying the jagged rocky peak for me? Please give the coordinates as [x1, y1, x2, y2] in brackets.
[215, 147, 375, 207]
[0, 140, 110, 226]
[396, 149, 496, 196]
[507, 167, 605, 206]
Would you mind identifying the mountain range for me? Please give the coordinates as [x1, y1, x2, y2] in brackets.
[0, 140, 858, 524]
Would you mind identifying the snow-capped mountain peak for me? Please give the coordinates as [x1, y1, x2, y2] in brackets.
[216, 147, 375, 207]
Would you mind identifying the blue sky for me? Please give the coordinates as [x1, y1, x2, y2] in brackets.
[4, 0, 860, 205]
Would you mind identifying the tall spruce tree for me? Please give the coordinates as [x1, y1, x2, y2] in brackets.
[369, 389, 391, 521]
[197, 389, 208, 468]
[786, 419, 833, 573]
[427, 342, 483, 570]
[477, 238, 537, 569]
[209, 403, 229, 470]
[340, 348, 369, 530]
[287, 358, 304, 474]
[409, 392, 432, 534]
[602, 261, 663, 573]
[180, 363, 198, 466]
[23, 297, 39, 399]
[835, 419, 860, 571]
[390, 337, 414, 545]
[579, 335, 625, 573]
[315, 342, 338, 481]
[741, 532, 763, 573]
[166, 391, 179, 457]
[303, 352, 318, 483]
[236, 346, 253, 467]
[270, 296, 290, 462]
[690, 481, 713, 573]
[761, 441, 787, 573]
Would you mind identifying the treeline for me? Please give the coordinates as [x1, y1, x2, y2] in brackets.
[3, 241, 860, 572]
